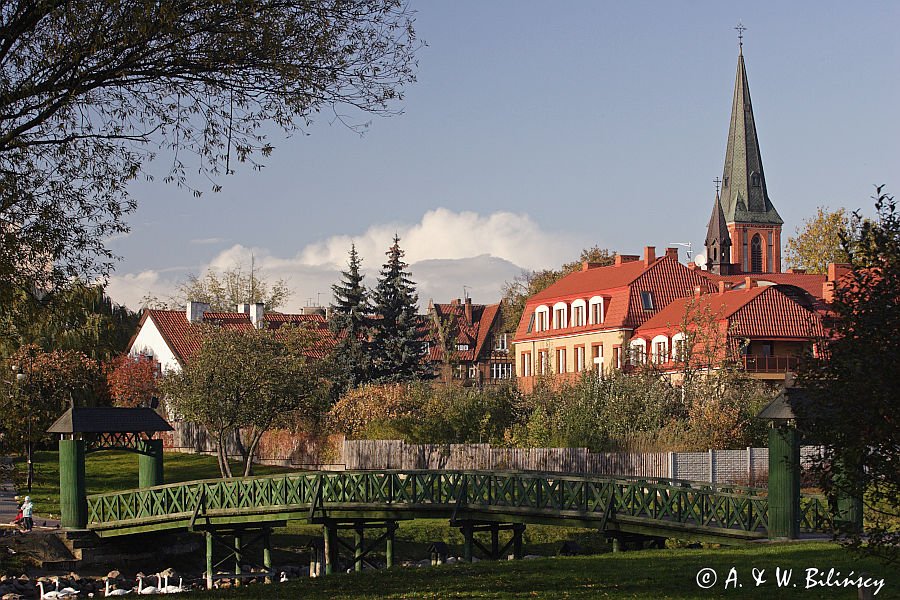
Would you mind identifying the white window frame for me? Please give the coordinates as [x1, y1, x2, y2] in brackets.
[535, 305, 549, 332]
[491, 363, 512, 379]
[552, 302, 568, 330]
[556, 347, 566, 374]
[575, 346, 585, 371]
[571, 299, 587, 327]
[672, 332, 687, 362]
[589, 296, 605, 325]
[593, 345, 604, 377]
[651, 335, 669, 364]
[629, 339, 647, 365]
[521, 352, 532, 377]
[494, 333, 508, 352]
[538, 350, 549, 375]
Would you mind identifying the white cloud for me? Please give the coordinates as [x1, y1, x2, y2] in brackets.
[107, 209, 587, 311]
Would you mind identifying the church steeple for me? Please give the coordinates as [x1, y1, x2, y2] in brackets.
[705, 190, 732, 274]
[720, 49, 782, 226]
[717, 37, 784, 274]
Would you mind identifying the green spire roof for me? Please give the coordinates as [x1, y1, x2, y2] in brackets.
[719, 50, 783, 226]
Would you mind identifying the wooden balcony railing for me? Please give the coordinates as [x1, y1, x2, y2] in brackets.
[742, 355, 799, 373]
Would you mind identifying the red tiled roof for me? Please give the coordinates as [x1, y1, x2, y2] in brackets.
[703, 272, 827, 300]
[514, 256, 715, 342]
[426, 300, 503, 363]
[139, 309, 336, 365]
[635, 286, 825, 340]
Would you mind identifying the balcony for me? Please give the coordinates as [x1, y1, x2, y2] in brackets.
[741, 355, 799, 373]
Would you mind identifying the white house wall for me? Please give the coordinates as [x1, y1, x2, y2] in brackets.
[128, 317, 181, 373]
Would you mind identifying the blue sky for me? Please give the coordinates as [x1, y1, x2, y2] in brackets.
[106, 1, 900, 311]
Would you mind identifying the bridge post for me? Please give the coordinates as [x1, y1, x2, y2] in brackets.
[768, 425, 800, 539]
[263, 528, 272, 583]
[234, 533, 243, 586]
[512, 524, 525, 559]
[58, 439, 87, 529]
[205, 532, 213, 590]
[354, 524, 364, 573]
[385, 521, 397, 568]
[462, 522, 473, 563]
[490, 523, 499, 559]
[138, 438, 164, 488]
[323, 523, 336, 575]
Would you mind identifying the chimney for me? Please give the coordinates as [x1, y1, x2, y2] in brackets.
[744, 277, 755, 289]
[644, 246, 656, 266]
[249, 302, 265, 329]
[665, 247, 678, 260]
[718, 281, 734, 294]
[687, 261, 698, 270]
[614, 254, 640, 266]
[694, 285, 704, 298]
[237, 303, 251, 314]
[186, 301, 210, 324]
[464, 297, 473, 323]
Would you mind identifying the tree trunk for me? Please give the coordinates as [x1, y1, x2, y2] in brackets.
[242, 427, 264, 478]
[217, 431, 233, 478]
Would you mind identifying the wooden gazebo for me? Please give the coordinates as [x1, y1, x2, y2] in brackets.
[48, 407, 173, 529]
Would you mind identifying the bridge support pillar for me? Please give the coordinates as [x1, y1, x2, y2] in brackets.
[323, 524, 336, 575]
[263, 530, 272, 584]
[205, 532, 213, 590]
[58, 439, 87, 529]
[768, 425, 800, 539]
[832, 453, 864, 534]
[456, 520, 525, 560]
[611, 536, 623, 553]
[318, 518, 400, 574]
[353, 524, 364, 573]
[138, 439, 164, 488]
[234, 533, 242, 586]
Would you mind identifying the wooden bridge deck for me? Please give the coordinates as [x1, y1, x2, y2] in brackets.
[85, 470, 832, 543]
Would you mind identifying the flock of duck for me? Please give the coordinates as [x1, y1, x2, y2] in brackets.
[36, 575, 188, 598]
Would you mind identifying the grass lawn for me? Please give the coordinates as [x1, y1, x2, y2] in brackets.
[212, 541, 898, 599]
[16, 450, 292, 518]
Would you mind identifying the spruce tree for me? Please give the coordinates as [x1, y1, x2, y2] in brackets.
[329, 244, 372, 394]
[370, 235, 429, 382]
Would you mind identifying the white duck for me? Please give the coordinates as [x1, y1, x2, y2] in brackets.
[104, 579, 131, 597]
[279, 571, 288, 583]
[37, 581, 65, 599]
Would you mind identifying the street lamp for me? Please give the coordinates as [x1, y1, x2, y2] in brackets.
[11, 362, 33, 492]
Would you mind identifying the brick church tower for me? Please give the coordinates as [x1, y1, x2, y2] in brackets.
[706, 43, 783, 275]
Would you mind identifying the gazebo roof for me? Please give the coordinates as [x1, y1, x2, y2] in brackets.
[756, 388, 806, 422]
[47, 407, 173, 434]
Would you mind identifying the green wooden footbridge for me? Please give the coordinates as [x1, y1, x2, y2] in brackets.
[49, 407, 858, 589]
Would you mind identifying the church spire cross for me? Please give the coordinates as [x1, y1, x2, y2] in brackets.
[735, 22, 746, 52]
[714, 177, 722, 195]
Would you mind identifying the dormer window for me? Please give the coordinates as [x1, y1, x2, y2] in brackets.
[640, 291, 655, 311]
[534, 306, 549, 332]
[493, 333, 508, 352]
[751, 172, 760, 188]
[589, 296, 604, 325]
[552, 302, 568, 329]
[456, 344, 470, 351]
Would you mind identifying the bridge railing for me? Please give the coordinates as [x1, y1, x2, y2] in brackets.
[85, 470, 828, 536]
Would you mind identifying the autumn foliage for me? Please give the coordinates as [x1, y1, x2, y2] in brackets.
[104, 354, 160, 408]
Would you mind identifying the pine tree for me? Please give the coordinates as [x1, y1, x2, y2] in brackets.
[329, 244, 372, 394]
[370, 235, 429, 382]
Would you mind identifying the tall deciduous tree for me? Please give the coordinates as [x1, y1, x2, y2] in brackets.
[0, 345, 101, 463]
[328, 244, 372, 395]
[370, 235, 428, 382]
[0, 1, 420, 291]
[174, 264, 292, 312]
[162, 325, 322, 478]
[784, 207, 853, 274]
[104, 354, 160, 408]
[794, 187, 899, 563]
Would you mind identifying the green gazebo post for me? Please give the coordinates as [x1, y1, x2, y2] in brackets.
[48, 407, 174, 530]
[757, 390, 801, 540]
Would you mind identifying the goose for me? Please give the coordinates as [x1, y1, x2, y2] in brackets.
[136, 576, 160, 595]
[279, 572, 288, 583]
[37, 581, 64, 599]
[104, 579, 131, 597]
